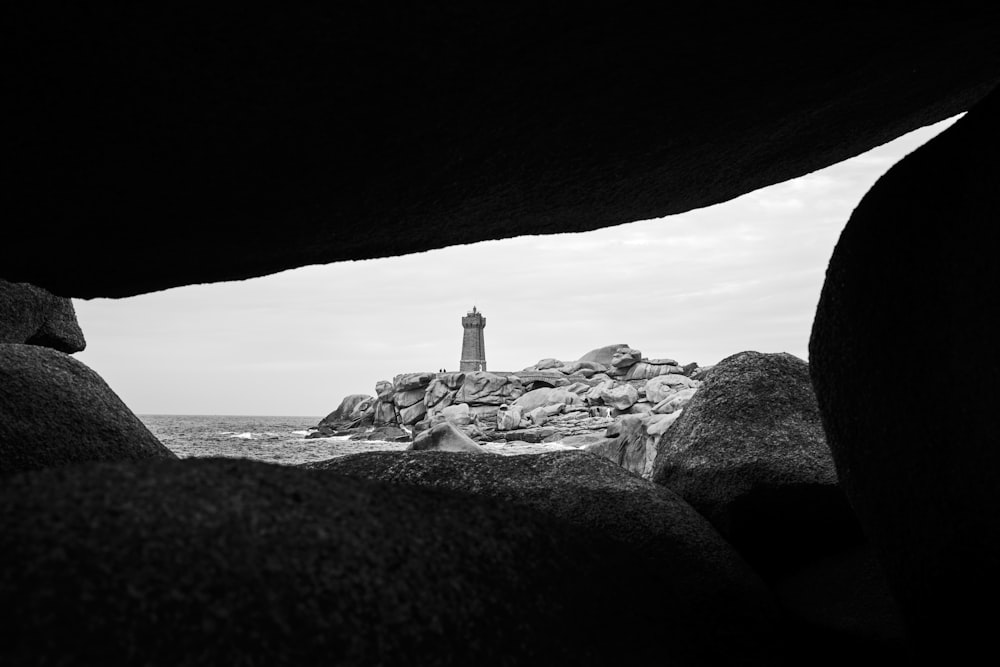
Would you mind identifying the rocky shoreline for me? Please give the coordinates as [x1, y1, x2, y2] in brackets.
[0, 286, 909, 663]
[307, 343, 707, 476]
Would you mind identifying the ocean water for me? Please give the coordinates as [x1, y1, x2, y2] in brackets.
[139, 415, 578, 466]
[138, 414, 410, 466]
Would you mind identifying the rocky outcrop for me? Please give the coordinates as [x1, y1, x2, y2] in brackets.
[586, 411, 683, 478]
[0, 457, 685, 666]
[7, 9, 997, 298]
[0, 344, 176, 476]
[0, 280, 86, 353]
[409, 422, 485, 453]
[513, 387, 582, 412]
[310, 450, 782, 662]
[652, 351, 863, 581]
[307, 393, 376, 437]
[809, 87, 1000, 658]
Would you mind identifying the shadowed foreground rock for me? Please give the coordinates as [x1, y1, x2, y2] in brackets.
[4, 458, 697, 666]
[311, 450, 782, 661]
[810, 84, 999, 658]
[0, 345, 175, 476]
[652, 351, 863, 580]
[6, 8, 998, 297]
[0, 280, 86, 353]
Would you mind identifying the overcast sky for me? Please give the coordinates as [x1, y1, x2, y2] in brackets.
[74, 116, 959, 417]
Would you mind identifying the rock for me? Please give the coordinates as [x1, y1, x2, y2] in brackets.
[599, 383, 638, 410]
[311, 450, 783, 662]
[0, 457, 680, 666]
[372, 400, 396, 426]
[495, 405, 525, 431]
[809, 88, 999, 659]
[392, 387, 425, 408]
[578, 344, 632, 367]
[623, 360, 683, 380]
[375, 380, 394, 401]
[526, 407, 548, 427]
[651, 387, 697, 414]
[409, 421, 486, 453]
[438, 403, 473, 426]
[500, 428, 560, 444]
[513, 387, 582, 412]
[652, 351, 864, 581]
[773, 543, 907, 661]
[317, 394, 374, 428]
[0, 344, 176, 476]
[645, 374, 700, 403]
[349, 425, 411, 442]
[453, 371, 522, 406]
[585, 411, 682, 478]
[393, 371, 434, 393]
[436, 371, 466, 390]
[559, 433, 611, 448]
[609, 346, 642, 370]
[422, 378, 452, 408]
[0, 280, 86, 353]
[396, 401, 427, 426]
[682, 362, 700, 376]
[584, 379, 614, 405]
[530, 358, 563, 371]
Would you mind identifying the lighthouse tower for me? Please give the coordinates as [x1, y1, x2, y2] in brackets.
[460, 306, 487, 371]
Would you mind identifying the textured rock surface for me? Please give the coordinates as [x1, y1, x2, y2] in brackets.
[5, 10, 999, 297]
[409, 422, 485, 453]
[0, 345, 176, 476]
[0, 457, 684, 666]
[513, 387, 582, 412]
[0, 280, 86, 353]
[311, 450, 782, 662]
[809, 86, 999, 657]
[652, 351, 863, 580]
[317, 394, 373, 427]
[454, 371, 522, 406]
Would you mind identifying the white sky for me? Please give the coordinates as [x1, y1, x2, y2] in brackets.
[74, 116, 960, 417]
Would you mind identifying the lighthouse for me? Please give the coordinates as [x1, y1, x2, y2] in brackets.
[460, 306, 487, 372]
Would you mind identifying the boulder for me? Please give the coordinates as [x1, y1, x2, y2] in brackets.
[651, 387, 697, 414]
[609, 346, 642, 370]
[495, 405, 525, 431]
[809, 88, 1000, 658]
[623, 360, 683, 381]
[645, 374, 699, 403]
[0, 344, 176, 476]
[317, 394, 374, 428]
[599, 383, 639, 411]
[453, 371, 521, 406]
[409, 421, 485, 453]
[0, 280, 86, 353]
[312, 450, 783, 662]
[372, 400, 396, 426]
[375, 380, 394, 401]
[393, 372, 435, 392]
[396, 401, 427, 426]
[578, 344, 632, 367]
[0, 457, 681, 666]
[436, 371, 466, 390]
[392, 387, 425, 408]
[423, 378, 455, 408]
[530, 358, 563, 371]
[526, 407, 548, 427]
[652, 351, 864, 581]
[514, 387, 582, 412]
[437, 403, 473, 426]
[586, 412, 683, 478]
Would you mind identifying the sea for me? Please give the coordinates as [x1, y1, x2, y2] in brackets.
[138, 414, 577, 466]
